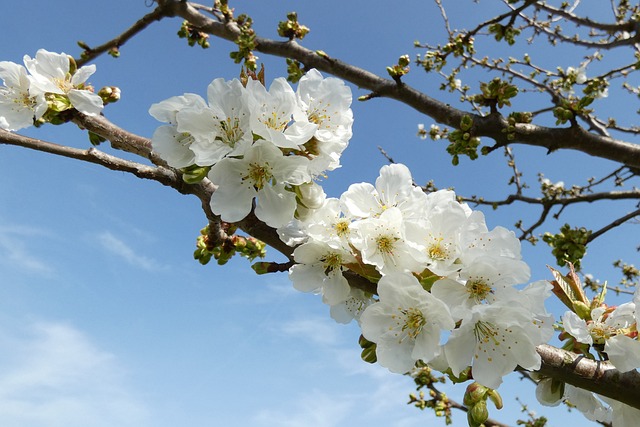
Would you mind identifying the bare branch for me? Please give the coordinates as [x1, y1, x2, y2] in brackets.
[76, 3, 169, 66]
[588, 207, 640, 243]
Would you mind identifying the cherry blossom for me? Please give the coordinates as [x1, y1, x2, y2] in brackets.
[24, 49, 103, 116]
[0, 61, 46, 130]
[360, 272, 454, 373]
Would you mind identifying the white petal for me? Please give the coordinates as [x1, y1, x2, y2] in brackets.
[71, 64, 96, 85]
[562, 311, 592, 344]
[68, 89, 103, 115]
[255, 184, 297, 228]
[605, 335, 640, 372]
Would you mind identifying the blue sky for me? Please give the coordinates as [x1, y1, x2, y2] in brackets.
[0, 1, 638, 426]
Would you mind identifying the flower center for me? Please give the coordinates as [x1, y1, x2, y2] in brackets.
[53, 76, 73, 93]
[401, 307, 426, 340]
[334, 220, 350, 237]
[376, 234, 398, 255]
[427, 236, 450, 261]
[588, 321, 614, 345]
[467, 279, 492, 303]
[307, 105, 329, 126]
[321, 252, 343, 274]
[474, 321, 500, 346]
[245, 162, 272, 190]
[262, 108, 289, 131]
[218, 116, 244, 147]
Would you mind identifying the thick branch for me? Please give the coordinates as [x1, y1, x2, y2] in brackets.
[158, 0, 640, 169]
[536, 344, 640, 410]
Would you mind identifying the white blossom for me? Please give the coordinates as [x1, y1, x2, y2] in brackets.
[208, 140, 310, 227]
[360, 272, 454, 373]
[149, 94, 208, 168]
[350, 207, 425, 274]
[0, 61, 46, 130]
[246, 77, 317, 149]
[289, 240, 354, 305]
[175, 78, 252, 166]
[24, 49, 103, 116]
[444, 303, 546, 389]
[296, 68, 353, 173]
[340, 163, 427, 220]
[330, 288, 373, 324]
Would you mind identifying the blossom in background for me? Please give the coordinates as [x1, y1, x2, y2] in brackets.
[329, 288, 373, 324]
[562, 303, 637, 368]
[360, 272, 454, 373]
[535, 379, 612, 423]
[25, 49, 103, 116]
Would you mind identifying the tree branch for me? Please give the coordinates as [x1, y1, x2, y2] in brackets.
[76, 3, 170, 66]
[155, 0, 640, 169]
[536, 344, 640, 410]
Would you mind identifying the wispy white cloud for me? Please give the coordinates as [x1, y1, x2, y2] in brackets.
[0, 225, 54, 275]
[96, 231, 162, 271]
[253, 389, 353, 427]
[0, 321, 149, 427]
[278, 316, 343, 347]
[267, 315, 438, 427]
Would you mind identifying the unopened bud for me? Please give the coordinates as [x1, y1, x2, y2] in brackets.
[468, 400, 489, 426]
[463, 382, 487, 406]
[98, 86, 121, 104]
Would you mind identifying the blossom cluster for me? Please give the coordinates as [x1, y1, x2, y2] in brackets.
[0, 49, 104, 131]
[149, 69, 639, 423]
[149, 69, 353, 228]
[282, 162, 555, 389]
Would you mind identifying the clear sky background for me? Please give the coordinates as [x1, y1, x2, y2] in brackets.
[0, 1, 637, 426]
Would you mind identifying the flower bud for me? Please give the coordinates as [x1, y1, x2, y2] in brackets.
[98, 86, 121, 104]
[463, 382, 487, 406]
[468, 400, 489, 427]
